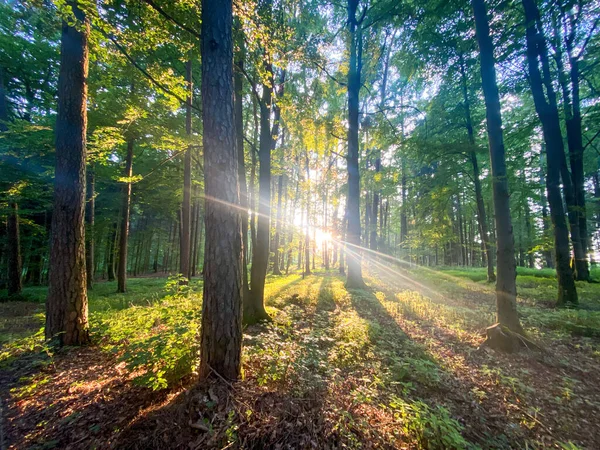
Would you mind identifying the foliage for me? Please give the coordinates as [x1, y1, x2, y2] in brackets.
[388, 396, 470, 450]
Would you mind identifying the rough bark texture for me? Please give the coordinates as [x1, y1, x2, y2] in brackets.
[473, 0, 523, 334]
[45, 3, 90, 345]
[199, 0, 243, 380]
[180, 59, 193, 282]
[345, 0, 365, 289]
[7, 202, 22, 297]
[117, 137, 134, 293]
[522, 0, 578, 306]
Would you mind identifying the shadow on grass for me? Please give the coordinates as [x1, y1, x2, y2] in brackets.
[111, 275, 346, 449]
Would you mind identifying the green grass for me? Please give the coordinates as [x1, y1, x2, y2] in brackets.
[404, 265, 600, 338]
[2, 269, 598, 448]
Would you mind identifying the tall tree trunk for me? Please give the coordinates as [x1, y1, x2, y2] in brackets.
[199, 0, 243, 380]
[117, 137, 134, 293]
[85, 165, 95, 288]
[272, 172, 284, 275]
[370, 158, 380, 251]
[304, 153, 312, 276]
[522, 0, 578, 306]
[459, 51, 496, 281]
[7, 202, 22, 297]
[180, 59, 193, 282]
[45, 2, 90, 345]
[234, 19, 250, 301]
[345, 0, 366, 288]
[107, 220, 117, 280]
[473, 0, 523, 333]
[247, 68, 274, 323]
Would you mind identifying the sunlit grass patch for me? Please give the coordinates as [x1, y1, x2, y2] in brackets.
[92, 292, 201, 390]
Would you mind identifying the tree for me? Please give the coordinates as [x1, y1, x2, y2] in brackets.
[117, 135, 134, 293]
[199, 0, 243, 380]
[45, 2, 90, 345]
[7, 201, 22, 296]
[345, 0, 366, 289]
[522, 0, 578, 306]
[180, 58, 193, 283]
[472, 0, 523, 333]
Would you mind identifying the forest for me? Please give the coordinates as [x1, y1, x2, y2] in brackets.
[1, 0, 600, 448]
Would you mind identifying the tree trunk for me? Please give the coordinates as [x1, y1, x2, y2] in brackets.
[7, 202, 22, 297]
[85, 165, 95, 288]
[247, 67, 273, 323]
[304, 153, 312, 276]
[459, 52, 495, 281]
[107, 220, 117, 280]
[522, 0, 578, 306]
[234, 20, 250, 300]
[272, 173, 284, 275]
[346, 0, 365, 288]
[199, 0, 243, 380]
[473, 0, 523, 333]
[117, 137, 134, 293]
[180, 59, 193, 282]
[45, 2, 90, 345]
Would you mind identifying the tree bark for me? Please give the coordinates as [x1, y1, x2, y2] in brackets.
[522, 0, 578, 306]
[45, 2, 90, 345]
[199, 0, 243, 380]
[473, 0, 523, 333]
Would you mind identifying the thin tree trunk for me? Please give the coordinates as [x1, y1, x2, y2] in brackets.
[117, 137, 134, 293]
[247, 67, 274, 322]
[180, 59, 193, 282]
[234, 19, 250, 300]
[7, 202, 22, 297]
[85, 165, 95, 288]
[272, 170, 284, 275]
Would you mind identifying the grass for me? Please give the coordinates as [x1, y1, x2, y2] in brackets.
[2, 267, 600, 449]
[408, 265, 600, 338]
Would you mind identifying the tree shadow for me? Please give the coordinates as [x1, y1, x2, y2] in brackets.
[344, 283, 523, 447]
[112, 274, 346, 449]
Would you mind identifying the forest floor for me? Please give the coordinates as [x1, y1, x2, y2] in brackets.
[2, 264, 600, 449]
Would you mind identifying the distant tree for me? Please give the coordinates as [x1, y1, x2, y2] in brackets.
[45, 2, 90, 345]
[7, 201, 22, 296]
[199, 0, 243, 380]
